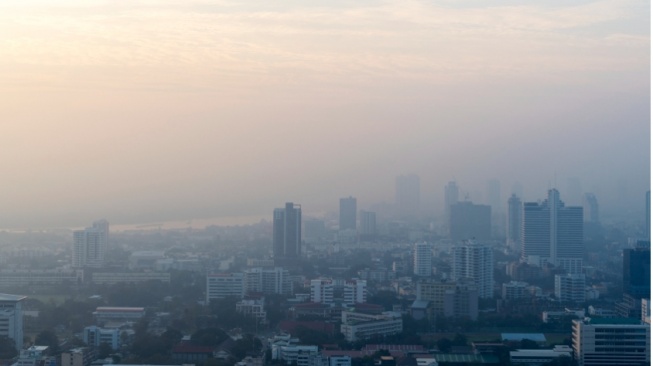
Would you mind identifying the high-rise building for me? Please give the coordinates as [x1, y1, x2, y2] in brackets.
[92, 219, 110, 250]
[444, 181, 459, 222]
[449, 202, 491, 242]
[73, 227, 107, 268]
[413, 242, 432, 277]
[416, 280, 478, 321]
[507, 194, 522, 252]
[344, 279, 367, 305]
[244, 267, 293, 296]
[273, 202, 302, 261]
[396, 174, 420, 217]
[359, 211, 377, 237]
[0, 294, 25, 351]
[451, 241, 494, 298]
[339, 197, 357, 231]
[555, 274, 586, 303]
[486, 180, 501, 214]
[646, 191, 650, 241]
[623, 243, 651, 299]
[572, 317, 650, 366]
[583, 194, 599, 223]
[522, 189, 583, 274]
[310, 278, 334, 304]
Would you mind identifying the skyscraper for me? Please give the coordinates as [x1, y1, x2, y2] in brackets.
[73, 226, 107, 268]
[449, 201, 491, 242]
[486, 180, 501, 214]
[583, 193, 599, 223]
[273, 202, 302, 261]
[360, 211, 377, 236]
[623, 243, 651, 299]
[413, 242, 432, 277]
[395, 174, 420, 217]
[451, 241, 494, 298]
[522, 189, 583, 274]
[92, 219, 110, 250]
[507, 194, 522, 252]
[339, 197, 357, 231]
[646, 191, 650, 241]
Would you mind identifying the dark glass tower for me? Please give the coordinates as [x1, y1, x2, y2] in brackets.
[273, 202, 302, 261]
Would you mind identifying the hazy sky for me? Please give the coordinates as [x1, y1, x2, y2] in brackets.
[0, 0, 649, 228]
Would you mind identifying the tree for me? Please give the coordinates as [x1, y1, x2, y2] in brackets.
[34, 330, 59, 355]
[452, 333, 468, 347]
[191, 328, 228, 347]
[98, 342, 112, 359]
[0, 337, 17, 359]
[436, 338, 452, 353]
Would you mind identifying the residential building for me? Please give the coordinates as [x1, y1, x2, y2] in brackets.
[413, 242, 432, 277]
[82, 326, 121, 350]
[555, 274, 586, 303]
[311, 279, 334, 305]
[343, 279, 367, 305]
[449, 202, 491, 242]
[451, 241, 494, 298]
[60, 348, 95, 366]
[244, 267, 292, 296]
[359, 211, 377, 237]
[0, 293, 25, 350]
[73, 227, 107, 268]
[572, 317, 650, 366]
[328, 355, 351, 366]
[16, 346, 55, 366]
[339, 197, 357, 231]
[507, 194, 522, 252]
[273, 202, 302, 262]
[502, 281, 528, 300]
[522, 189, 584, 274]
[271, 345, 320, 366]
[0, 269, 81, 287]
[206, 273, 245, 302]
[416, 280, 478, 321]
[236, 297, 267, 326]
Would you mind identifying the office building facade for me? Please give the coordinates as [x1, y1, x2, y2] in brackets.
[451, 242, 494, 298]
[0, 294, 25, 350]
[623, 244, 651, 299]
[507, 194, 522, 252]
[339, 197, 357, 231]
[73, 227, 107, 268]
[572, 318, 650, 366]
[273, 202, 302, 261]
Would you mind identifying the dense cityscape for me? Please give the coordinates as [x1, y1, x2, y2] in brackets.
[0, 178, 647, 366]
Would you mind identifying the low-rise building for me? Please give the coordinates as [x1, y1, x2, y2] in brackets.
[572, 317, 650, 366]
[509, 345, 572, 366]
[340, 311, 403, 342]
[91, 272, 170, 285]
[206, 273, 245, 302]
[94, 307, 145, 324]
[82, 326, 121, 350]
[61, 348, 95, 366]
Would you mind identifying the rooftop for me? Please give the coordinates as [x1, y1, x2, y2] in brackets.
[0, 293, 27, 302]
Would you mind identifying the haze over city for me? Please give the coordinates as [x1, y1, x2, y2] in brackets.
[0, 0, 649, 228]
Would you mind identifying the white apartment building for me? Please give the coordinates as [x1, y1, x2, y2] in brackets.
[340, 311, 403, 342]
[236, 298, 268, 325]
[572, 318, 650, 366]
[413, 242, 432, 277]
[16, 346, 54, 366]
[451, 241, 494, 299]
[244, 267, 292, 295]
[343, 279, 367, 305]
[311, 279, 334, 305]
[73, 228, 106, 268]
[555, 274, 586, 303]
[83, 326, 121, 350]
[502, 281, 528, 300]
[0, 293, 26, 350]
[206, 273, 245, 302]
[271, 345, 319, 366]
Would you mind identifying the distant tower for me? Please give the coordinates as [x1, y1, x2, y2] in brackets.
[339, 197, 357, 231]
[73, 225, 107, 268]
[359, 211, 377, 236]
[486, 180, 501, 214]
[444, 181, 460, 221]
[451, 241, 494, 298]
[646, 191, 650, 241]
[449, 202, 491, 242]
[623, 243, 651, 299]
[522, 189, 583, 274]
[395, 174, 420, 217]
[92, 219, 110, 251]
[413, 242, 432, 277]
[583, 193, 599, 223]
[273, 202, 302, 262]
[507, 194, 522, 252]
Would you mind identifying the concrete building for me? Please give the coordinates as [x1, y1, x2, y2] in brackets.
[413, 242, 432, 277]
[16, 346, 56, 366]
[73, 227, 107, 268]
[311, 278, 334, 305]
[416, 280, 478, 321]
[509, 345, 572, 366]
[451, 241, 494, 298]
[61, 348, 95, 366]
[91, 271, 170, 285]
[359, 211, 377, 237]
[83, 326, 121, 350]
[244, 267, 292, 296]
[507, 194, 522, 252]
[206, 273, 245, 302]
[0, 293, 25, 351]
[554, 274, 586, 303]
[343, 279, 367, 305]
[271, 345, 319, 366]
[502, 281, 529, 300]
[623, 243, 650, 300]
[273, 202, 302, 262]
[522, 189, 584, 274]
[236, 298, 267, 326]
[339, 197, 357, 231]
[93, 307, 145, 324]
[449, 202, 491, 242]
[572, 317, 650, 366]
[0, 269, 80, 287]
[340, 311, 403, 342]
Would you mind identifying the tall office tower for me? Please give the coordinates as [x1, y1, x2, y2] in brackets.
[92, 219, 110, 250]
[73, 227, 107, 268]
[486, 180, 501, 214]
[507, 194, 523, 252]
[395, 174, 420, 217]
[646, 191, 650, 240]
[344, 279, 367, 305]
[0, 294, 25, 351]
[359, 211, 377, 236]
[623, 243, 651, 299]
[583, 194, 599, 223]
[572, 317, 650, 366]
[310, 278, 334, 304]
[413, 242, 432, 277]
[273, 202, 302, 261]
[444, 181, 459, 221]
[339, 197, 357, 231]
[522, 189, 584, 274]
[449, 202, 492, 242]
[451, 241, 494, 298]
